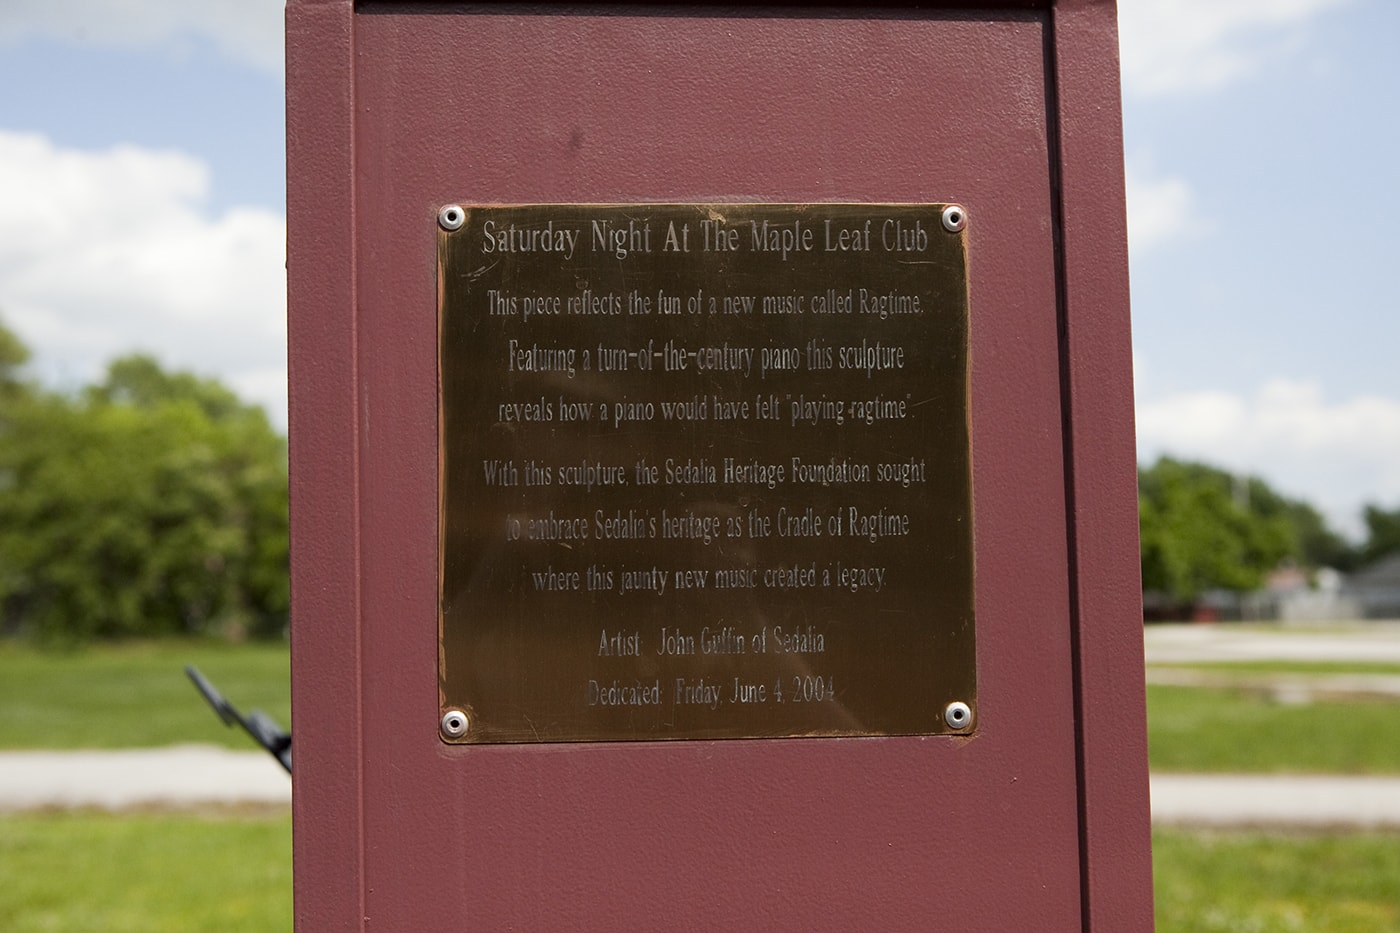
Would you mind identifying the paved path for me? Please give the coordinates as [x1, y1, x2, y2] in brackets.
[0, 746, 290, 811]
[1144, 621, 1400, 665]
[1151, 774, 1400, 830]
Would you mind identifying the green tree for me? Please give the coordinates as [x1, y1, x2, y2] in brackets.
[1234, 471, 1357, 571]
[1138, 457, 1315, 602]
[0, 317, 27, 391]
[1285, 501, 1358, 571]
[0, 316, 35, 631]
[0, 331, 288, 641]
[84, 353, 290, 634]
[1359, 504, 1400, 565]
[88, 355, 248, 421]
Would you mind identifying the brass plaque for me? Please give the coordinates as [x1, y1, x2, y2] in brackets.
[439, 204, 973, 743]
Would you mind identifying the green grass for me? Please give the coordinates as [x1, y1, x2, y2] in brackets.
[0, 640, 288, 750]
[1148, 684, 1400, 774]
[0, 810, 291, 932]
[1154, 829, 1400, 932]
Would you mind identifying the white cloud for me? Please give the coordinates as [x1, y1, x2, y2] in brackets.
[0, 0, 283, 76]
[1125, 162, 1197, 255]
[1137, 379, 1400, 535]
[1118, 0, 1352, 96]
[0, 130, 287, 423]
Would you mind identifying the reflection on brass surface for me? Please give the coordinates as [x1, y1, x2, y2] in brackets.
[439, 204, 973, 743]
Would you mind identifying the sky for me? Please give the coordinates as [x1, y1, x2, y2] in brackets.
[0, 0, 1396, 539]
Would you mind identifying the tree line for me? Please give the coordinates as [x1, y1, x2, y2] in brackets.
[3, 314, 1399, 640]
[0, 316, 288, 641]
[1139, 457, 1400, 602]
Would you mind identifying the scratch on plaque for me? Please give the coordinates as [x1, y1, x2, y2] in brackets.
[909, 396, 937, 409]
[463, 261, 499, 282]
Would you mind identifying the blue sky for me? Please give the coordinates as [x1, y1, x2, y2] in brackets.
[0, 0, 1395, 538]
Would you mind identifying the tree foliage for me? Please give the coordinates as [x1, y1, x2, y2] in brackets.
[1360, 504, 1400, 565]
[0, 317, 29, 409]
[1138, 457, 1350, 601]
[0, 318, 287, 641]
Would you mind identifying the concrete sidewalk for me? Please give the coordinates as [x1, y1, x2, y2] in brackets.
[1151, 773, 1400, 830]
[1143, 621, 1400, 665]
[0, 746, 290, 812]
[6, 747, 1400, 830]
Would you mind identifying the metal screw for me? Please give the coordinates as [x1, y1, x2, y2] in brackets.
[441, 709, 469, 738]
[944, 701, 972, 730]
[438, 204, 466, 231]
[941, 204, 967, 233]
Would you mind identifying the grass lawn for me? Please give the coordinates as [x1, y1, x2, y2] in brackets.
[1154, 829, 1400, 932]
[0, 810, 291, 932]
[0, 640, 288, 750]
[1147, 683, 1400, 774]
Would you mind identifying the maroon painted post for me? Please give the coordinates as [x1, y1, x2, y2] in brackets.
[287, 2, 1153, 929]
[1051, 4, 1157, 927]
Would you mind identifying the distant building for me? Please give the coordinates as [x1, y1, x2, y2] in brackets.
[1242, 565, 1362, 623]
[1344, 553, 1400, 619]
[1146, 562, 1397, 624]
[1144, 588, 1242, 623]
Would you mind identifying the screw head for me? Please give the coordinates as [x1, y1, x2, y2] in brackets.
[438, 204, 466, 231]
[941, 204, 967, 233]
[441, 709, 469, 738]
[944, 701, 973, 730]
